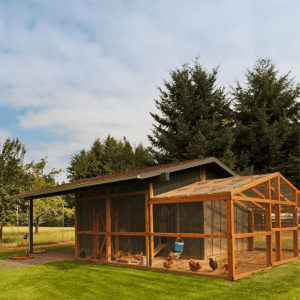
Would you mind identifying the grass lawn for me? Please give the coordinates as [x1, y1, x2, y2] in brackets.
[0, 259, 299, 300]
[0, 227, 299, 299]
[0, 226, 75, 249]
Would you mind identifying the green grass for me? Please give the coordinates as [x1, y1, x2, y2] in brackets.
[0, 226, 75, 249]
[0, 259, 299, 300]
[0, 243, 75, 260]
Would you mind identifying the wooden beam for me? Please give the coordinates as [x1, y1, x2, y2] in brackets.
[150, 193, 231, 204]
[106, 189, 111, 262]
[237, 192, 265, 210]
[292, 190, 299, 258]
[265, 180, 273, 267]
[271, 227, 298, 232]
[149, 233, 229, 238]
[278, 173, 300, 195]
[145, 193, 149, 267]
[232, 196, 297, 206]
[149, 182, 153, 198]
[127, 199, 130, 254]
[275, 203, 282, 262]
[99, 236, 106, 254]
[233, 200, 253, 212]
[249, 211, 254, 251]
[75, 200, 78, 258]
[226, 198, 235, 281]
[231, 173, 279, 196]
[234, 231, 271, 238]
[149, 203, 154, 267]
[251, 187, 265, 199]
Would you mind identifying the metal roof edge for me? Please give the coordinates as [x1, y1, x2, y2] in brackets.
[6, 175, 139, 200]
[139, 157, 238, 179]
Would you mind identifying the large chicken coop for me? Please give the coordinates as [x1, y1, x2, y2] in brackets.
[8, 157, 300, 281]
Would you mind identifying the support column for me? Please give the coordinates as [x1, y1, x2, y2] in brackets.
[274, 176, 282, 262]
[249, 211, 254, 251]
[149, 183, 154, 267]
[29, 197, 33, 254]
[292, 190, 299, 258]
[265, 180, 273, 266]
[145, 193, 149, 266]
[115, 198, 119, 252]
[226, 198, 235, 281]
[106, 189, 111, 262]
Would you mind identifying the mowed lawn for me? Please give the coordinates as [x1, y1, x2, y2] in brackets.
[0, 259, 299, 300]
[0, 227, 299, 299]
[0, 226, 75, 249]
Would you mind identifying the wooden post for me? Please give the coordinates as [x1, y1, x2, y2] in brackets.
[29, 198, 33, 254]
[93, 200, 99, 257]
[75, 200, 77, 258]
[115, 198, 119, 252]
[145, 193, 149, 266]
[274, 176, 282, 262]
[128, 199, 131, 254]
[106, 189, 111, 262]
[265, 180, 273, 267]
[292, 190, 299, 258]
[226, 198, 235, 281]
[249, 211, 255, 250]
[149, 182, 154, 266]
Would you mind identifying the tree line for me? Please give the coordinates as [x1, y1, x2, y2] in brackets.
[0, 57, 299, 240]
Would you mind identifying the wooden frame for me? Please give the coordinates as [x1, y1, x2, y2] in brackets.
[75, 173, 300, 281]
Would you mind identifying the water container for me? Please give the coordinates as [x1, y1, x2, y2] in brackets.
[175, 238, 184, 252]
[140, 256, 146, 265]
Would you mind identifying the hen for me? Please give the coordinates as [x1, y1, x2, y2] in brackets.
[133, 252, 143, 261]
[224, 260, 241, 272]
[163, 260, 173, 269]
[189, 259, 202, 272]
[163, 253, 174, 269]
[209, 257, 218, 271]
[116, 250, 125, 262]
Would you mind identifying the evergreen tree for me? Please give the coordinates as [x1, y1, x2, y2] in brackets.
[67, 135, 156, 181]
[231, 57, 300, 187]
[147, 58, 235, 166]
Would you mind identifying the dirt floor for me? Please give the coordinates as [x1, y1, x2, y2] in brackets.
[1, 247, 298, 277]
[150, 250, 297, 277]
[0, 247, 75, 271]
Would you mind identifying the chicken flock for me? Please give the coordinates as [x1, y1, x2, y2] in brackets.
[113, 250, 240, 273]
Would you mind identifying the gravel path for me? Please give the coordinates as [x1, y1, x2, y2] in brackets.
[0, 248, 75, 271]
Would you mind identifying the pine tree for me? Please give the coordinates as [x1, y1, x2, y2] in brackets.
[231, 57, 300, 187]
[147, 58, 235, 166]
[67, 135, 156, 181]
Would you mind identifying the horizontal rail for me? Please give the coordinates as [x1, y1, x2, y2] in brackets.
[234, 231, 271, 238]
[76, 190, 150, 201]
[76, 231, 229, 238]
[232, 196, 298, 206]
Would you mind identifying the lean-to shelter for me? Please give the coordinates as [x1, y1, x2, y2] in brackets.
[6, 157, 300, 281]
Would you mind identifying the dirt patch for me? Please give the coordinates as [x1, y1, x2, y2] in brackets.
[150, 250, 297, 277]
[0, 247, 75, 271]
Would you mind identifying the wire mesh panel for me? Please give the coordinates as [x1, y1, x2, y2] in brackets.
[77, 234, 93, 257]
[77, 201, 93, 231]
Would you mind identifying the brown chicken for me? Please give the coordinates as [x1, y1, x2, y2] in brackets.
[163, 260, 173, 269]
[133, 252, 143, 261]
[117, 251, 123, 258]
[224, 260, 241, 272]
[163, 253, 174, 269]
[167, 253, 174, 262]
[189, 259, 202, 272]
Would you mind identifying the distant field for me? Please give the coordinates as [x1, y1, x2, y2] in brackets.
[254, 231, 300, 249]
[0, 226, 75, 249]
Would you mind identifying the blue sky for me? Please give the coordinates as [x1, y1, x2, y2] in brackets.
[0, 0, 299, 184]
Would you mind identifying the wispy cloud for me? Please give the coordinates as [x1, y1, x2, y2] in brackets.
[0, 0, 299, 183]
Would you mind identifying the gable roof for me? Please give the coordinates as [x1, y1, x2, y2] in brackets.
[6, 156, 238, 200]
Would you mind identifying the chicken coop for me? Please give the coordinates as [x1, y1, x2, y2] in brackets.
[7, 157, 300, 281]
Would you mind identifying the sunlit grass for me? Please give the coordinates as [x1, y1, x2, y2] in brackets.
[0, 226, 75, 249]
